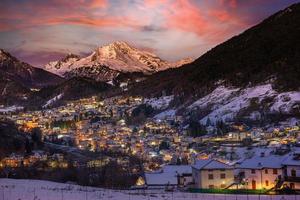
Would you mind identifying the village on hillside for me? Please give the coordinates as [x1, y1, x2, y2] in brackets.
[1, 95, 300, 194]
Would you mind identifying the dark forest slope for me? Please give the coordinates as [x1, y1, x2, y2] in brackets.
[130, 3, 300, 98]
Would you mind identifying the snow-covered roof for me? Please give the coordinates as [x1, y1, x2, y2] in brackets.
[282, 153, 300, 166]
[163, 165, 192, 174]
[145, 165, 191, 186]
[239, 155, 286, 169]
[192, 159, 233, 170]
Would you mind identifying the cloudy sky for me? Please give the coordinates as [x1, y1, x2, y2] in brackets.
[0, 0, 299, 66]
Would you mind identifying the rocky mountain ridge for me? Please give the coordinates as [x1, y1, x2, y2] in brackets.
[45, 41, 193, 81]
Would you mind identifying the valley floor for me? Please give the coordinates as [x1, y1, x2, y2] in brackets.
[0, 179, 299, 200]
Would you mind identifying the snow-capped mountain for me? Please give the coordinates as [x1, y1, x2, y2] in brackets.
[44, 41, 193, 81]
[45, 53, 80, 76]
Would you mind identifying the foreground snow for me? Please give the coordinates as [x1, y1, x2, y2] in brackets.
[0, 179, 298, 200]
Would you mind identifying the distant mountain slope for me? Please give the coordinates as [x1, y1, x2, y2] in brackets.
[44, 53, 81, 77]
[0, 71, 30, 105]
[44, 41, 193, 81]
[130, 3, 300, 97]
[28, 77, 114, 108]
[0, 49, 118, 107]
[0, 49, 63, 88]
[0, 49, 64, 105]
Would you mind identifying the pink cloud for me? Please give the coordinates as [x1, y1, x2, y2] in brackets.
[143, 0, 168, 8]
[219, 0, 238, 8]
[163, 0, 211, 36]
[88, 0, 108, 8]
[0, 0, 140, 31]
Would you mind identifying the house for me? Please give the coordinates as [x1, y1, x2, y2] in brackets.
[2, 154, 24, 168]
[144, 165, 192, 189]
[282, 151, 300, 190]
[229, 132, 250, 141]
[192, 159, 234, 189]
[238, 153, 285, 190]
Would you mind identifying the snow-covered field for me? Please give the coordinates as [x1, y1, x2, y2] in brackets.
[0, 179, 298, 200]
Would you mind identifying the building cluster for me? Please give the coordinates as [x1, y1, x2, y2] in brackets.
[2, 95, 300, 193]
[141, 148, 300, 192]
[0, 151, 68, 169]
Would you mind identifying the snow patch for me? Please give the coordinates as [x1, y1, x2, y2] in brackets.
[0, 105, 23, 113]
[43, 93, 63, 108]
[154, 109, 176, 120]
[189, 84, 277, 125]
[145, 95, 174, 110]
[270, 91, 300, 113]
[189, 86, 239, 109]
[106, 80, 114, 86]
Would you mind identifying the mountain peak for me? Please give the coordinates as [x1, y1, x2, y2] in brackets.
[109, 41, 131, 47]
[94, 41, 137, 60]
[44, 41, 193, 79]
[98, 41, 133, 51]
[61, 53, 80, 62]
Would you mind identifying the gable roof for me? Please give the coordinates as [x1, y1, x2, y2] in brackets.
[282, 153, 300, 166]
[239, 155, 286, 169]
[192, 159, 233, 170]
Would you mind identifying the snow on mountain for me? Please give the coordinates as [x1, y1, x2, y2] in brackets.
[45, 53, 80, 76]
[145, 95, 174, 110]
[172, 57, 194, 68]
[44, 41, 193, 80]
[188, 83, 300, 125]
[188, 86, 240, 110]
[154, 109, 176, 120]
[0, 105, 23, 113]
[270, 91, 300, 113]
[42, 93, 63, 108]
[84, 41, 169, 73]
[0, 178, 293, 200]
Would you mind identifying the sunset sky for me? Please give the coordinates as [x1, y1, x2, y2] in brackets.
[0, 0, 299, 66]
